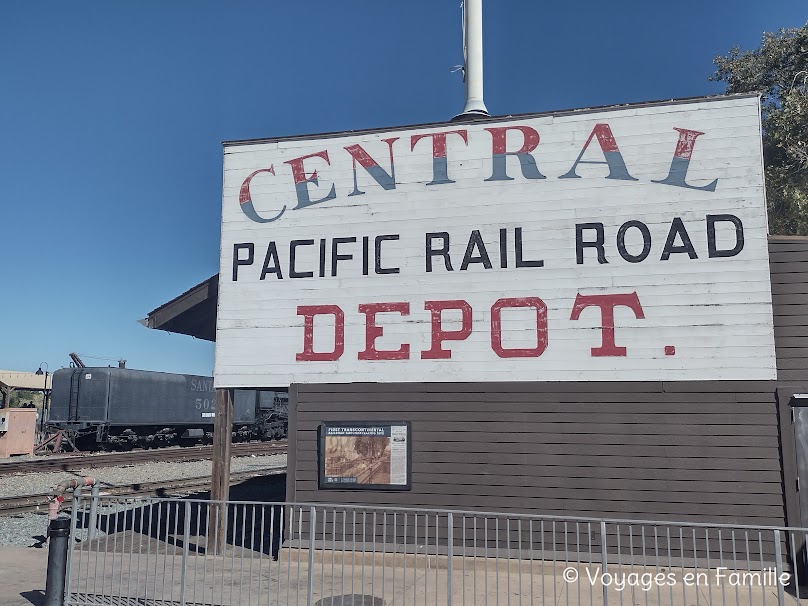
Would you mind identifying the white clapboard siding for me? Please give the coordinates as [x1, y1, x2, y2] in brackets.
[216, 95, 773, 386]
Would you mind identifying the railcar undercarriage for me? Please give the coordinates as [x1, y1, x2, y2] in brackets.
[46, 414, 287, 451]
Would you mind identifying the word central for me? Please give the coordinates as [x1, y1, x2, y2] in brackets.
[238, 124, 719, 224]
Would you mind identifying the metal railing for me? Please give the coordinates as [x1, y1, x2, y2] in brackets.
[63, 492, 808, 606]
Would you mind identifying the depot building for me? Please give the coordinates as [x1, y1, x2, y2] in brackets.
[145, 94, 808, 533]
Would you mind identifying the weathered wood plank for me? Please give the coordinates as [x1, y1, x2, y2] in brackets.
[298, 382, 668, 394]
[298, 398, 775, 413]
[773, 337, 808, 348]
[296, 475, 781, 495]
[771, 281, 808, 295]
[296, 420, 778, 436]
[291, 381, 785, 527]
[295, 442, 778, 461]
[774, 325, 808, 337]
[774, 358, 808, 370]
[296, 431, 776, 448]
[299, 391, 776, 406]
[293, 479, 782, 505]
[296, 411, 776, 425]
[288, 490, 783, 520]
[776, 369, 808, 381]
[294, 464, 780, 483]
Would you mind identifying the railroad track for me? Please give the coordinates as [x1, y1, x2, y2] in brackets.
[0, 466, 287, 515]
[0, 441, 287, 476]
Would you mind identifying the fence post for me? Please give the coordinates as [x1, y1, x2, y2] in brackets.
[44, 518, 71, 606]
[87, 484, 100, 541]
[179, 501, 192, 606]
[63, 488, 81, 602]
[307, 506, 316, 606]
[774, 529, 786, 606]
[447, 512, 454, 606]
[600, 521, 609, 606]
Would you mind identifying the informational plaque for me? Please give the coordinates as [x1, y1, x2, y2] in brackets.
[319, 422, 411, 490]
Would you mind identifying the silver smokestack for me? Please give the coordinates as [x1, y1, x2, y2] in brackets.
[458, 0, 489, 118]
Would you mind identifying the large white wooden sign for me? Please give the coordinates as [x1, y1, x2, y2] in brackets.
[215, 95, 774, 387]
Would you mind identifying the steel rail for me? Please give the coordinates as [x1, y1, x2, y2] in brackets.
[0, 441, 287, 476]
[0, 466, 287, 515]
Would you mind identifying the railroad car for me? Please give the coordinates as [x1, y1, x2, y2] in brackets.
[47, 367, 287, 449]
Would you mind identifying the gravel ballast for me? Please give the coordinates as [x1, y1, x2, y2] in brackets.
[0, 453, 286, 499]
[0, 453, 287, 547]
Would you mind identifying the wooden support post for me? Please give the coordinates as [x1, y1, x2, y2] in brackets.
[0, 382, 10, 408]
[208, 388, 233, 555]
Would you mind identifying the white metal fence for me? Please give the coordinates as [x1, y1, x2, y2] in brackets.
[63, 493, 808, 606]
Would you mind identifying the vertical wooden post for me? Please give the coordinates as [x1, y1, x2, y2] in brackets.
[208, 388, 232, 554]
[0, 382, 12, 409]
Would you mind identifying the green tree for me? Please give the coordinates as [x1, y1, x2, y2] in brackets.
[711, 23, 808, 235]
[9, 389, 43, 408]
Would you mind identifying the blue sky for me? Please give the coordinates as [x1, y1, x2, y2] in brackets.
[1, 1, 805, 378]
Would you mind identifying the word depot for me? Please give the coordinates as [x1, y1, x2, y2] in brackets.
[296, 292, 653, 362]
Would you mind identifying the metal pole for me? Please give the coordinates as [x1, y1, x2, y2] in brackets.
[179, 501, 192, 606]
[447, 512, 454, 606]
[64, 488, 80, 601]
[44, 518, 71, 606]
[88, 484, 100, 541]
[600, 521, 609, 606]
[307, 506, 316, 606]
[774, 529, 786, 606]
[43, 370, 49, 432]
[459, 0, 488, 117]
[36, 363, 49, 440]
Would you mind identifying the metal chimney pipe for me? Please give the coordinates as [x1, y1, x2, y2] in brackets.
[459, 0, 488, 118]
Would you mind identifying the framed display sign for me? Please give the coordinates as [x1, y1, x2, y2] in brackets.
[318, 422, 412, 490]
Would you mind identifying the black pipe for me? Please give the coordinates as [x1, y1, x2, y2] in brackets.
[44, 517, 70, 606]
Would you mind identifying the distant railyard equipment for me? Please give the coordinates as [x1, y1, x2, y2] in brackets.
[46, 367, 288, 450]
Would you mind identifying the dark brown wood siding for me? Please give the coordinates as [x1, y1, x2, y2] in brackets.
[286, 237, 808, 529]
[290, 381, 782, 526]
[771, 237, 808, 382]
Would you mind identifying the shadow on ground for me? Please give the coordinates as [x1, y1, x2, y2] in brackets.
[72, 473, 287, 557]
[20, 589, 43, 606]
